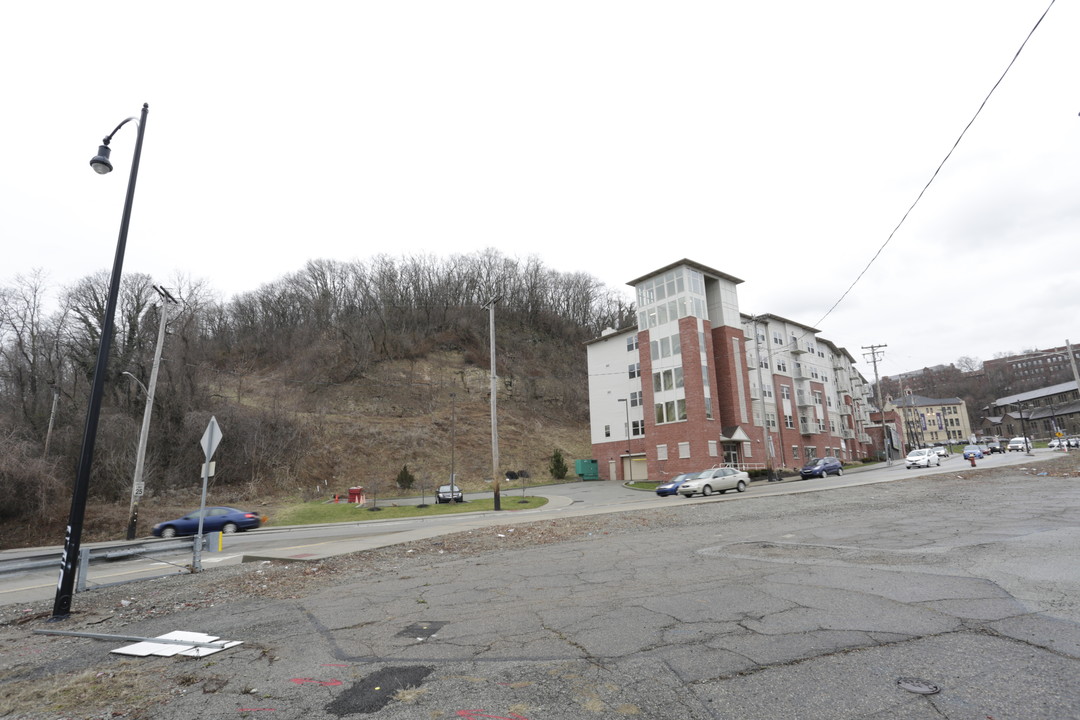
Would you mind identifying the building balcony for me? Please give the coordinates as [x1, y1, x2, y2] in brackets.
[841, 428, 855, 439]
[858, 433, 872, 444]
[799, 423, 816, 435]
[839, 405, 853, 416]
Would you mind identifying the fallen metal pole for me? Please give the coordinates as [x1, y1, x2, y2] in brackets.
[32, 628, 231, 648]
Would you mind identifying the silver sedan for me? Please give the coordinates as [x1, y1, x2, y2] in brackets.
[677, 467, 750, 497]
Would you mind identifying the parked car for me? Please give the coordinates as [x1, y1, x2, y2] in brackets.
[1068, 437, 1080, 449]
[798, 456, 843, 479]
[905, 448, 941, 469]
[984, 441, 1004, 454]
[1048, 438, 1064, 449]
[962, 445, 984, 460]
[655, 472, 695, 497]
[436, 484, 464, 503]
[152, 506, 262, 539]
[933, 446, 949, 458]
[677, 467, 749, 497]
[1007, 437, 1031, 452]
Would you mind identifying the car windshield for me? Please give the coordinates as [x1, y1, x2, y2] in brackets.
[438, 485, 460, 492]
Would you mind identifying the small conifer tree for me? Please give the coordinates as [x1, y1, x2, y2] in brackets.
[548, 449, 568, 480]
[396, 464, 416, 490]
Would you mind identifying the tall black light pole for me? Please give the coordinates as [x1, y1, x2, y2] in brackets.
[52, 103, 149, 620]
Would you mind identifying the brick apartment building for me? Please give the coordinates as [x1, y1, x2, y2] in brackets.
[586, 259, 878, 483]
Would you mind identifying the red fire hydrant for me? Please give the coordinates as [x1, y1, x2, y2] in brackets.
[969, 456, 977, 468]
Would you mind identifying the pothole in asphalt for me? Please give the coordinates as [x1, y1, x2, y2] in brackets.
[325, 665, 434, 715]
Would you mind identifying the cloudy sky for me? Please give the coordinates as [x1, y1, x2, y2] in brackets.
[2, 1, 1076, 378]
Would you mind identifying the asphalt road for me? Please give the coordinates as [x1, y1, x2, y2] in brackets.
[4, 449, 1078, 719]
[0, 449, 1054, 607]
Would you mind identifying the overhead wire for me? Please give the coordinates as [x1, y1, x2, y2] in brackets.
[811, 0, 1057, 331]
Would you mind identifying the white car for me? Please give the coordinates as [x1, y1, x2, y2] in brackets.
[933, 446, 949, 458]
[905, 448, 941, 469]
[1006, 437, 1031, 452]
[677, 467, 749, 497]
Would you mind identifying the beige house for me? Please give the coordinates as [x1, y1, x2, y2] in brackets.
[889, 393, 974, 449]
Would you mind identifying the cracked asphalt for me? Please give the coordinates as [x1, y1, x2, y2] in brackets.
[3, 464, 1079, 719]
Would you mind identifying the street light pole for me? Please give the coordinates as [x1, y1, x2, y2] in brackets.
[123, 286, 177, 540]
[484, 296, 501, 510]
[53, 103, 149, 620]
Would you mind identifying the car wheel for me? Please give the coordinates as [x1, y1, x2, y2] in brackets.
[836, 468, 843, 477]
[702, 485, 713, 496]
[736, 480, 746, 492]
[160, 526, 177, 539]
[222, 522, 238, 534]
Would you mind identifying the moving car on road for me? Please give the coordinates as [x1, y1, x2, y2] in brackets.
[798, 456, 843, 479]
[152, 507, 263, 539]
[677, 467, 749, 497]
[962, 445, 984, 460]
[905, 448, 941, 469]
[1007, 437, 1032, 452]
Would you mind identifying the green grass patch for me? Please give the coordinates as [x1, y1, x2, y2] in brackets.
[270, 495, 548, 526]
[627, 481, 660, 491]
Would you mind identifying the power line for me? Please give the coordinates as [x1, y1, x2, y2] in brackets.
[813, 0, 1057, 330]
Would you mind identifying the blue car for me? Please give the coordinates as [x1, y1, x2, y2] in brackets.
[799, 456, 843, 479]
[152, 506, 263, 538]
[655, 472, 695, 497]
[962, 445, 984, 460]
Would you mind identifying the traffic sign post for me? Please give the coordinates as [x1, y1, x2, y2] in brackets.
[193, 417, 221, 572]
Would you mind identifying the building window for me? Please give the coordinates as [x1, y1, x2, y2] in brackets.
[773, 331, 783, 345]
[627, 336, 638, 351]
[781, 385, 791, 400]
[792, 445, 800, 459]
[785, 414, 794, 429]
[656, 444, 668, 461]
[704, 396, 713, 419]
[759, 357, 769, 369]
[678, 442, 690, 459]
[629, 391, 642, 407]
[604, 425, 611, 438]
[775, 359, 787, 372]
[629, 363, 640, 379]
[708, 440, 718, 456]
[631, 420, 644, 436]
[806, 446, 817, 459]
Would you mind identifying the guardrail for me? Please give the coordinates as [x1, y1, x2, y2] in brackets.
[0, 535, 215, 592]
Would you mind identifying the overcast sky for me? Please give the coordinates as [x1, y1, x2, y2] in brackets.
[3, 1, 1076, 379]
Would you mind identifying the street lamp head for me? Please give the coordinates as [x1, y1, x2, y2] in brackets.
[90, 144, 113, 174]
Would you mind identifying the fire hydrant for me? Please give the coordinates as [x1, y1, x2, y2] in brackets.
[969, 455, 977, 467]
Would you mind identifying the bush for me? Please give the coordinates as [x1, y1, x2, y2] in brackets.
[548, 449, 568, 480]
[396, 464, 416, 490]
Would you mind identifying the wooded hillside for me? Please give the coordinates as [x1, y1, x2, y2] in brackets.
[0, 250, 634, 547]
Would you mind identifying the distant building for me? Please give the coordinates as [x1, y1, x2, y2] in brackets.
[983, 346, 1080, 394]
[979, 381, 1080, 439]
[888, 392, 974, 449]
[585, 259, 878, 483]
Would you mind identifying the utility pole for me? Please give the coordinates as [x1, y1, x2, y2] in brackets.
[43, 388, 60, 457]
[863, 344, 892, 466]
[484, 296, 502, 510]
[124, 286, 178, 539]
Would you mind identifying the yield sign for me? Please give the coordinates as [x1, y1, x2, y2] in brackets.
[200, 416, 222, 460]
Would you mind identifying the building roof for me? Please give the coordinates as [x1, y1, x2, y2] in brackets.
[626, 259, 743, 288]
[890, 393, 964, 407]
[993, 380, 1079, 406]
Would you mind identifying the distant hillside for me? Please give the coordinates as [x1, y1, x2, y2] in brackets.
[0, 251, 629, 547]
